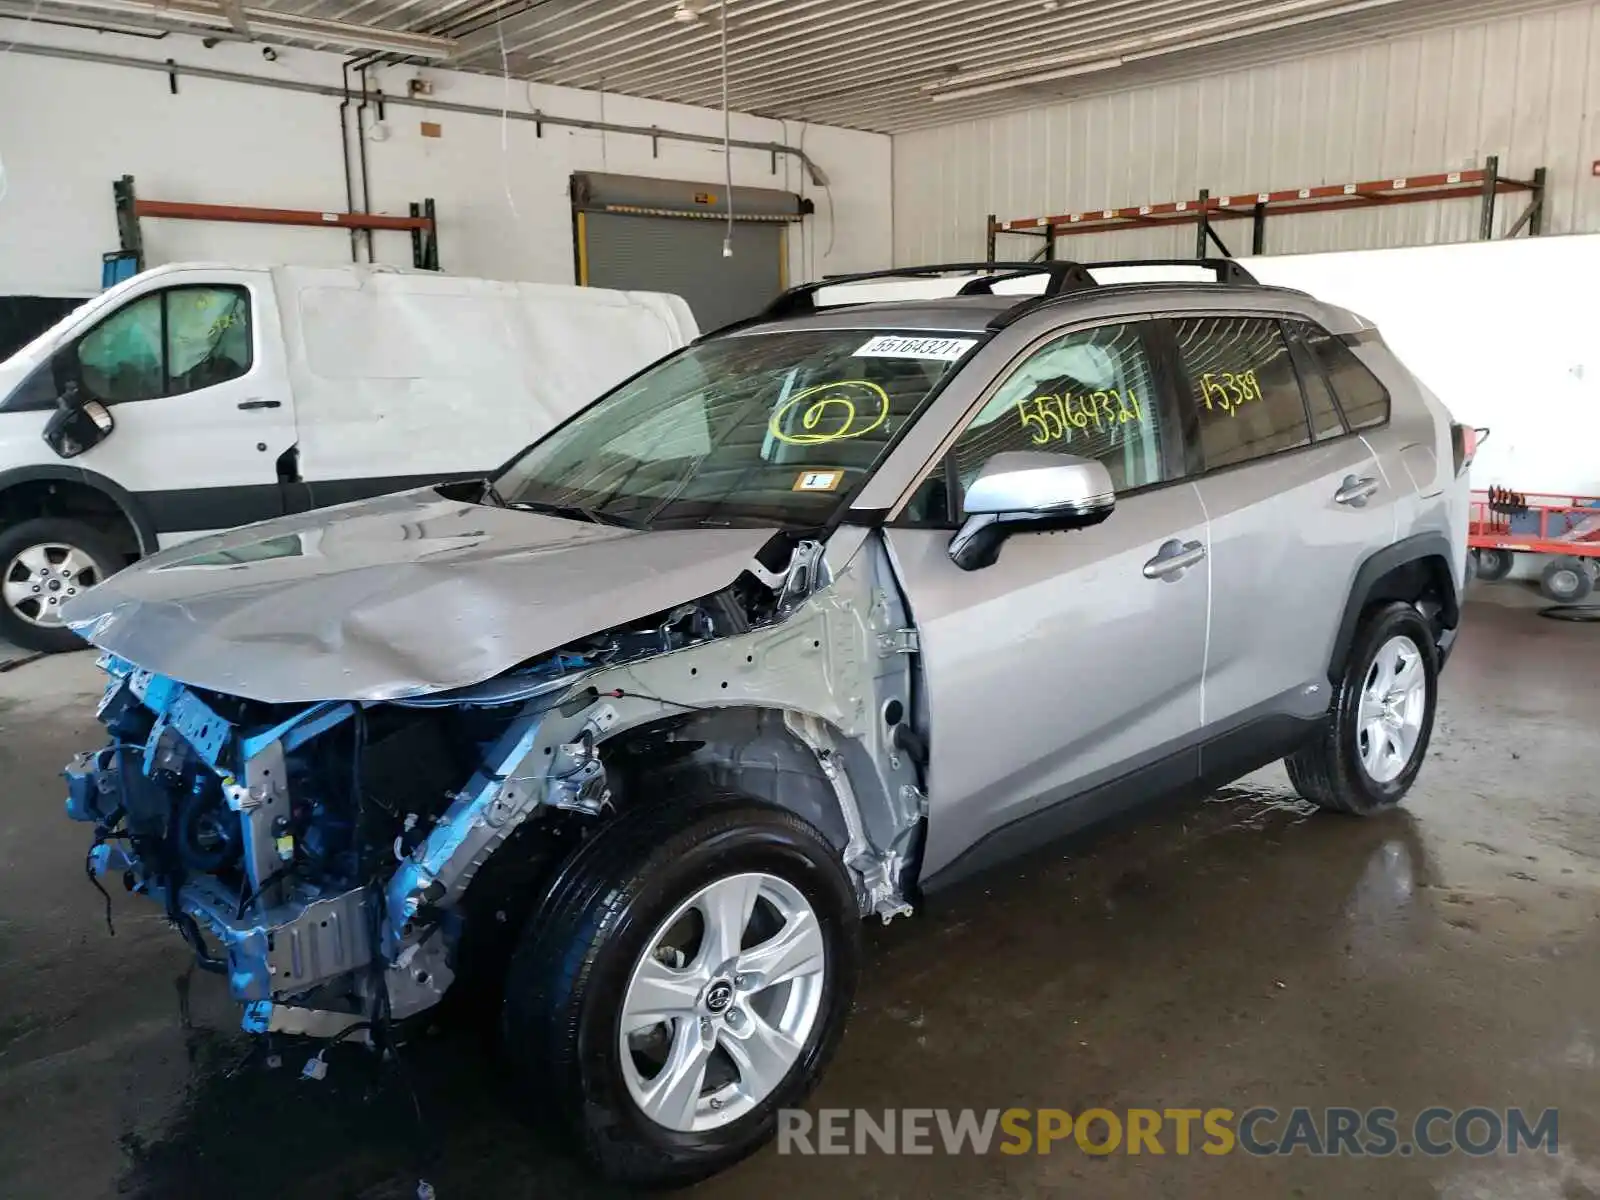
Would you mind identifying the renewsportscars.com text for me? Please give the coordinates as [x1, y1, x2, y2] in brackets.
[777, 1106, 1559, 1158]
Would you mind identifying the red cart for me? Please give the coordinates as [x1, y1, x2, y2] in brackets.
[1469, 487, 1600, 602]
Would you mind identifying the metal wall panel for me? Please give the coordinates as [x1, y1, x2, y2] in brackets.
[583, 213, 784, 332]
[894, 1, 1600, 264]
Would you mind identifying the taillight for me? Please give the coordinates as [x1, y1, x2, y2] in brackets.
[1451, 423, 1485, 476]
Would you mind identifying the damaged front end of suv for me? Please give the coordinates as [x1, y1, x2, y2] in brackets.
[61, 490, 926, 1042]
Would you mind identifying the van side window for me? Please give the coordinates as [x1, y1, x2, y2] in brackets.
[1298, 324, 1391, 431]
[167, 287, 252, 393]
[76, 286, 252, 405]
[78, 294, 164, 403]
[903, 321, 1168, 524]
[1172, 316, 1310, 471]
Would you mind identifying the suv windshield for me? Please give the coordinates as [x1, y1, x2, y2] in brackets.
[494, 328, 980, 528]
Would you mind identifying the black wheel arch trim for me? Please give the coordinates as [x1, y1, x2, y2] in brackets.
[0, 464, 158, 555]
[1327, 532, 1459, 683]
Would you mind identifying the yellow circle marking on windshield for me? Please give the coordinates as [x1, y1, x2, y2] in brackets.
[769, 380, 891, 445]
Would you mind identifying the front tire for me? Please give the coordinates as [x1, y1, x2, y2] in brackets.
[1286, 602, 1439, 815]
[0, 518, 124, 653]
[501, 796, 861, 1187]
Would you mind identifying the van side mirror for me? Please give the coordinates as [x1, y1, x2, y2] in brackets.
[948, 451, 1115, 571]
[43, 383, 115, 459]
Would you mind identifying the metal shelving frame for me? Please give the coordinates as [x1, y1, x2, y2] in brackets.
[988, 156, 1547, 261]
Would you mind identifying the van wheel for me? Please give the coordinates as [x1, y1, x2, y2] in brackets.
[501, 796, 860, 1186]
[1286, 602, 1439, 815]
[1474, 548, 1513, 581]
[1540, 556, 1593, 604]
[0, 518, 123, 653]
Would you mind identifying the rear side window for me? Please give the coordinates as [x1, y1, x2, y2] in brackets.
[1171, 316, 1310, 470]
[1299, 324, 1390, 430]
[1283, 321, 1347, 441]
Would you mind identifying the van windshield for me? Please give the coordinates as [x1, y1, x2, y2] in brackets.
[493, 328, 980, 528]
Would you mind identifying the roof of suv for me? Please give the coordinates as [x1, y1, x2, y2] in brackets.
[713, 260, 1372, 340]
[724, 284, 1363, 338]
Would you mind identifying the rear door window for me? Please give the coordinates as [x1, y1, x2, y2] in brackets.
[1171, 316, 1311, 471]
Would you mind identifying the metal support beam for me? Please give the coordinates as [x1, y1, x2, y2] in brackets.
[1478, 154, 1500, 240]
[216, 0, 251, 35]
[986, 213, 997, 263]
[112, 175, 145, 271]
[1504, 165, 1547, 238]
[1194, 189, 1209, 258]
[1251, 201, 1267, 255]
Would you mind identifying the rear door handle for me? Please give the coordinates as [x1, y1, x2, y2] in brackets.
[1335, 474, 1380, 506]
[1143, 538, 1206, 580]
[237, 399, 282, 411]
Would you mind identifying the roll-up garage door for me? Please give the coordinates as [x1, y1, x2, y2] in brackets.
[572, 172, 807, 332]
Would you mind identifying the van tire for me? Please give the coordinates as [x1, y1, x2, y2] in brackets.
[0, 518, 124, 653]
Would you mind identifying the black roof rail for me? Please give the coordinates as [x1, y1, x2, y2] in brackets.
[764, 261, 1097, 320]
[988, 256, 1260, 330]
[695, 256, 1259, 342]
[1083, 257, 1258, 284]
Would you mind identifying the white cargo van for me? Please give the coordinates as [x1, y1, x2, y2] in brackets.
[0, 264, 698, 650]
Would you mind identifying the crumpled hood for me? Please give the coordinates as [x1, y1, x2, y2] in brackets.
[63, 486, 779, 704]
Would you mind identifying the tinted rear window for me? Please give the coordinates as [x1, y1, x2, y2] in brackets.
[1301, 326, 1391, 431]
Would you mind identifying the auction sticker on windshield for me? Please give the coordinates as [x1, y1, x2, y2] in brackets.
[794, 469, 846, 492]
[853, 335, 977, 361]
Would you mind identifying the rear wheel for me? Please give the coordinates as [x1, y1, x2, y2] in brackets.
[0, 518, 123, 653]
[1474, 548, 1514, 582]
[1286, 602, 1439, 815]
[1540, 556, 1593, 604]
[501, 796, 860, 1186]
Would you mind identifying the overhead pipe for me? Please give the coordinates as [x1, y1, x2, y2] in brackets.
[338, 61, 359, 262]
[5, 41, 829, 185]
[356, 65, 375, 261]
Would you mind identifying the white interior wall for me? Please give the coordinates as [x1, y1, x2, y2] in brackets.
[894, 1, 1600, 264]
[0, 21, 891, 299]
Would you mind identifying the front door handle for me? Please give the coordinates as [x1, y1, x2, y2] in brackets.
[1335, 474, 1380, 506]
[237, 398, 282, 411]
[1143, 538, 1206, 580]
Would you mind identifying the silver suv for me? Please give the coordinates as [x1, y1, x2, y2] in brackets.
[61, 259, 1471, 1185]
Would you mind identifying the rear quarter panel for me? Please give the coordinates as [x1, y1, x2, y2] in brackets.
[1358, 340, 1469, 593]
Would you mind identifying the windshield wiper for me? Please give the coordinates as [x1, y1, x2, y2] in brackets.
[506, 499, 641, 529]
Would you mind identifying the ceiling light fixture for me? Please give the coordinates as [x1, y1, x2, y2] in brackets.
[924, 0, 1407, 100]
[28, 0, 459, 57]
[673, 1, 702, 23]
[930, 56, 1121, 101]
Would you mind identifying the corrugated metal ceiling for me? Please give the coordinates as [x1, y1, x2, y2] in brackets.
[36, 0, 1576, 131]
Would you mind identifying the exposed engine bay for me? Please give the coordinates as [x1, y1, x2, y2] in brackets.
[63, 528, 927, 1040]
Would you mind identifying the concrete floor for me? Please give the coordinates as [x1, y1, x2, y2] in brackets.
[1, 587, 1597, 1199]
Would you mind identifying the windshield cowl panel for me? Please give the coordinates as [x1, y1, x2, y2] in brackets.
[495, 328, 983, 531]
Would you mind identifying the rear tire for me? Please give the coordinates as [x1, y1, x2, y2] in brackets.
[0, 518, 124, 653]
[1286, 602, 1439, 815]
[1474, 548, 1513, 582]
[500, 795, 861, 1187]
[1540, 556, 1592, 604]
